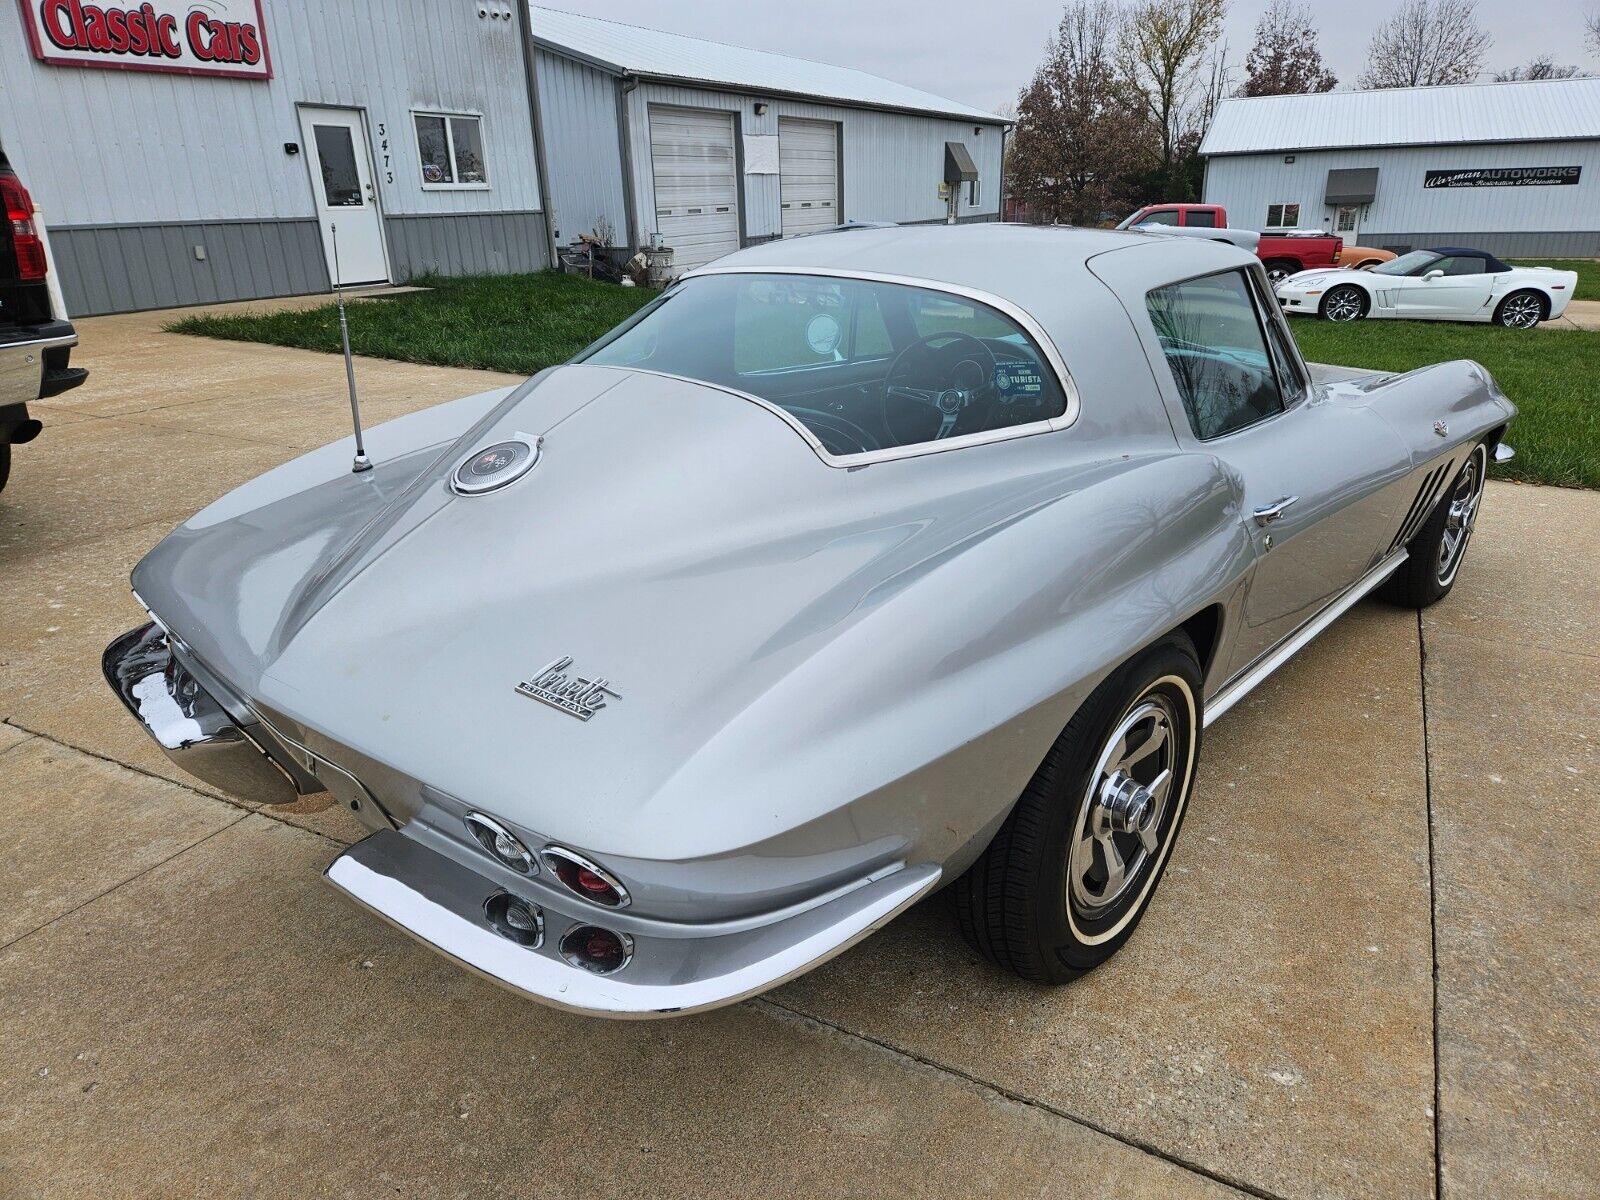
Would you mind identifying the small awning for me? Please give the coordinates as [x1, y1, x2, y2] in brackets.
[944, 142, 978, 184]
[1325, 167, 1378, 205]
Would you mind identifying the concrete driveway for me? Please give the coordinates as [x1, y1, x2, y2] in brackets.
[2, 302, 1595, 1199]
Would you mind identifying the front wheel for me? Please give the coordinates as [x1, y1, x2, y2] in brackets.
[954, 633, 1202, 982]
[1382, 443, 1489, 608]
[1494, 290, 1546, 329]
[1321, 284, 1367, 323]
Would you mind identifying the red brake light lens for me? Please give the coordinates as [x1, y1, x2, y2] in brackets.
[542, 847, 630, 908]
[1, 169, 46, 282]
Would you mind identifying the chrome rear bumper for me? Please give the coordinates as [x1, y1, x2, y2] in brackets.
[326, 830, 939, 1018]
[102, 623, 312, 806]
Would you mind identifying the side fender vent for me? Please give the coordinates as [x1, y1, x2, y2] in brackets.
[1389, 461, 1451, 553]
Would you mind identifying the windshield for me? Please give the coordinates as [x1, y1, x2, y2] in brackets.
[1370, 250, 1441, 277]
[575, 273, 1068, 457]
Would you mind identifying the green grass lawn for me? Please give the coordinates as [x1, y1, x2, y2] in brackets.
[170, 270, 1597, 489]
[1292, 318, 1599, 489]
[166, 272, 654, 376]
[1508, 258, 1600, 301]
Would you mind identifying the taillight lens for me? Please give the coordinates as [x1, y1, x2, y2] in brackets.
[1, 168, 46, 281]
[541, 847, 630, 908]
[559, 925, 633, 974]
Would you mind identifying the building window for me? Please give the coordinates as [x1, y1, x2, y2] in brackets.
[968, 178, 981, 206]
[1265, 203, 1300, 229]
[413, 113, 489, 188]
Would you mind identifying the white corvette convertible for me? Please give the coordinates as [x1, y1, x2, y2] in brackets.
[1275, 247, 1577, 328]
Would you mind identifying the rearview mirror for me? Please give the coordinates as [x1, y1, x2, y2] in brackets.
[1422, 269, 1444, 282]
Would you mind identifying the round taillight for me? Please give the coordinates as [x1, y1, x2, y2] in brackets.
[541, 847, 629, 908]
[484, 893, 543, 947]
[465, 812, 537, 875]
[559, 925, 633, 974]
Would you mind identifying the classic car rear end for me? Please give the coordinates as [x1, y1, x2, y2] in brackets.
[106, 226, 1514, 1016]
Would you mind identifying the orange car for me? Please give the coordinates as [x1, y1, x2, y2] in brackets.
[1338, 244, 1396, 270]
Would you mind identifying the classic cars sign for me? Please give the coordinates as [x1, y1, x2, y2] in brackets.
[18, 0, 272, 79]
[1424, 166, 1581, 189]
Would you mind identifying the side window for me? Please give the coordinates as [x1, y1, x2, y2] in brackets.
[1140, 209, 1180, 226]
[1438, 256, 1487, 276]
[733, 277, 852, 373]
[1146, 271, 1287, 441]
[1186, 210, 1218, 228]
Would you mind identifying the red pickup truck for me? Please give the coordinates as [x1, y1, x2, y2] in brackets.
[1116, 203, 1342, 282]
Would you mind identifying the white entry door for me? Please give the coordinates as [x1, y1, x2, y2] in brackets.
[298, 106, 389, 287]
[779, 118, 839, 237]
[649, 107, 740, 273]
[1333, 204, 1360, 244]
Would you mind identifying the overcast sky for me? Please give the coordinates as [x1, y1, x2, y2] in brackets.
[541, 0, 1600, 112]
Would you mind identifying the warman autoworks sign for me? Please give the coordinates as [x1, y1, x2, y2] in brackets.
[18, 0, 271, 80]
[1425, 166, 1581, 189]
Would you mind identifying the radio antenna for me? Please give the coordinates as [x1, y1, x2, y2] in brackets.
[330, 223, 372, 473]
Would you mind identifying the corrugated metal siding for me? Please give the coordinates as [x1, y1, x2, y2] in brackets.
[50, 221, 328, 316]
[624, 82, 1002, 245]
[0, 0, 541, 226]
[387, 212, 550, 277]
[1204, 141, 1600, 244]
[529, 4, 1000, 123]
[535, 50, 627, 245]
[1202, 78, 1600, 155]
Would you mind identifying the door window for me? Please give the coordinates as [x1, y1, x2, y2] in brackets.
[1335, 205, 1358, 233]
[1146, 271, 1287, 441]
[1139, 209, 1180, 226]
[312, 126, 362, 207]
[1437, 255, 1488, 276]
[1186, 210, 1218, 228]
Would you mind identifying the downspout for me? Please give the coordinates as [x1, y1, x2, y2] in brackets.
[615, 75, 640, 251]
[998, 124, 1009, 222]
[515, 0, 560, 269]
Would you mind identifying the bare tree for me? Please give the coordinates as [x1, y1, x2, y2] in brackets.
[1492, 56, 1583, 81]
[1587, 10, 1600, 56]
[1359, 0, 1491, 88]
[1119, 0, 1229, 194]
[1008, 1, 1158, 224]
[1242, 0, 1337, 95]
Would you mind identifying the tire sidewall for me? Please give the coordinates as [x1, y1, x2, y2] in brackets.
[1032, 641, 1202, 973]
[1495, 290, 1546, 329]
[1321, 285, 1366, 322]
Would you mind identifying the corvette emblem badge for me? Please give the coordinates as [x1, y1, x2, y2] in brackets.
[1433, 420, 1449, 437]
[516, 656, 620, 722]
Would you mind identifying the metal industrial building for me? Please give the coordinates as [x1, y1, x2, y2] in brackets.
[528, 6, 1005, 272]
[0, 0, 1004, 315]
[1200, 77, 1600, 258]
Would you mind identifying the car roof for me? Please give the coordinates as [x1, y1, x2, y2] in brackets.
[1425, 247, 1511, 271]
[688, 223, 1257, 331]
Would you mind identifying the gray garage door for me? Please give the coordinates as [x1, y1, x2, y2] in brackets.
[649, 107, 740, 272]
[779, 118, 839, 237]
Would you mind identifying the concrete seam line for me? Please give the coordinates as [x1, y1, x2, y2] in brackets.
[1418, 610, 1445, 1200]
[752, 996, 1287, 1200]
[0, 812, 252, 955]
[0, 732, 38, 761]
[0, 719, 358, 853]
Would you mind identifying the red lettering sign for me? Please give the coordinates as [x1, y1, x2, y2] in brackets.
[20, 0, 271, 79]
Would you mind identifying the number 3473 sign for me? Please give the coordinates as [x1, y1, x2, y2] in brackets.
[18, 0, 272, 80]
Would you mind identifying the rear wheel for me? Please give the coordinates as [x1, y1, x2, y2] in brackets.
[1382, 443, 1489, 608]
[1321, 285, 1367, 323]
[1494, 290, 1546, 329]
[954, 633, 1202, 982]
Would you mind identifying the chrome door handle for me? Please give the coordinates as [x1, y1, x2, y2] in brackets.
[1252, 496, 1299, 526]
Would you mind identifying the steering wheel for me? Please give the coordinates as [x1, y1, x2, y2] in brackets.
[880, 332, 997, 443]
[784, 406, 880, 457]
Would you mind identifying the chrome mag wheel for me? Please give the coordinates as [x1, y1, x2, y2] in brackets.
[1499, 293, 1543, 329]
[1438, 445, 1487, 586]
[1323, 286, 1364, 323]
[1068, 692, 1179, 920]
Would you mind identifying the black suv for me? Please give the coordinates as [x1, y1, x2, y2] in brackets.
[2, 142, 87, 494]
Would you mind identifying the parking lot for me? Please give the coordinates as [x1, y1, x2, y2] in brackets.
[2, 300, 1595, 1199]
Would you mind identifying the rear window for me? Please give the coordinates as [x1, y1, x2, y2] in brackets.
[576, 273, 1068, 458]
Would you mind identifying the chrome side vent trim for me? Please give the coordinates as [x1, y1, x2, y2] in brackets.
[1389, 462, 1450, 553]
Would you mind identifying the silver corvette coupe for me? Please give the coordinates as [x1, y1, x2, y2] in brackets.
[105, 226, 1514, 1017]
